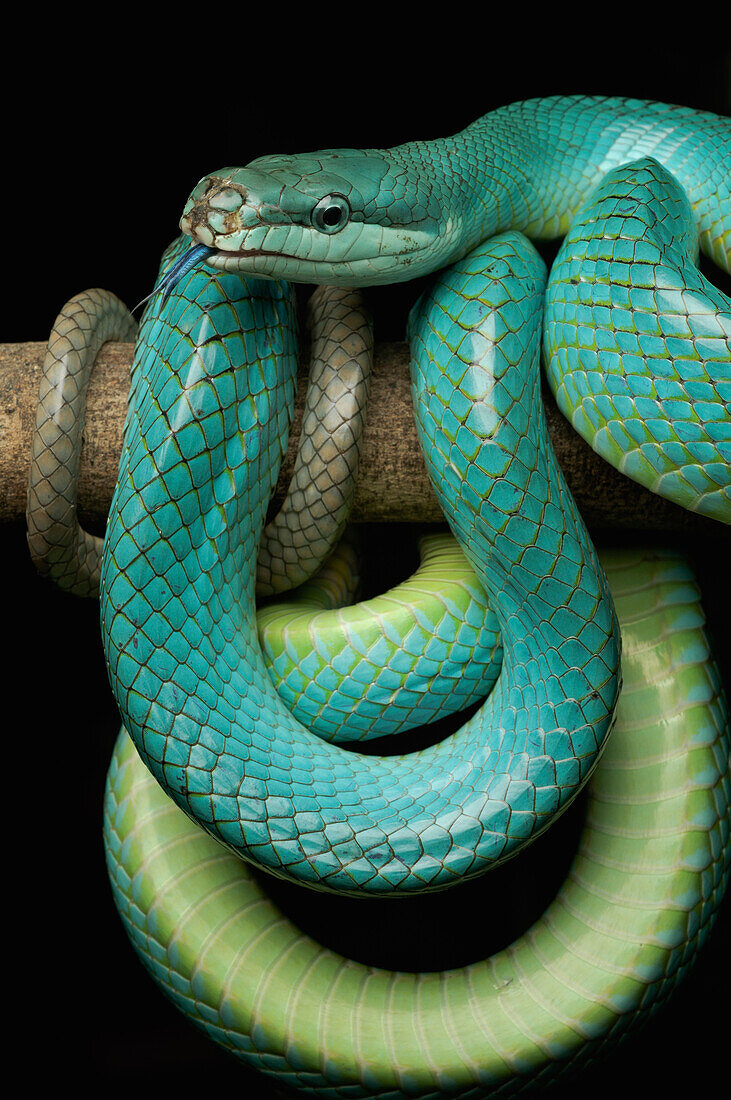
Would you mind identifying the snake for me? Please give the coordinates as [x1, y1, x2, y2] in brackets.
[27, 96, 730, 1090]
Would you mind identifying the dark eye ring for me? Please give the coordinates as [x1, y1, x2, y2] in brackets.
[312, 194, 350, 234]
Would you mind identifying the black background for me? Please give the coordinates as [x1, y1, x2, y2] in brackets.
[6, 27, 730, 1097]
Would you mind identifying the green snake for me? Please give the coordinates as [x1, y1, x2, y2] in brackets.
[27, 96, 730, 1091]
[104, 546, 729, 1095]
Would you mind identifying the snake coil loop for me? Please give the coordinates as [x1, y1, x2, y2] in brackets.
[27, 95, 731, 1095]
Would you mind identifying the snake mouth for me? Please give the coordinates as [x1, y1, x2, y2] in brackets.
[205, 247, 301, 263]
[200, 245, 367, 277]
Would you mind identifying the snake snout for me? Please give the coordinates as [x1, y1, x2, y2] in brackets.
[180, 177, 248, 245]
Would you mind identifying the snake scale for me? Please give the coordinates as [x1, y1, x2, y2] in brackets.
[27, 96, 730, 1091]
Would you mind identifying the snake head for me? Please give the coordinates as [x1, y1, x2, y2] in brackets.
[179, 150, 456, 285]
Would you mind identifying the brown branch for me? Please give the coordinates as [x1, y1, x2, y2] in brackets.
[0, 339, 722, 535]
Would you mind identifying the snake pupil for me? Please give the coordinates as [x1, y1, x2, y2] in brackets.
[312, 193, 350, 233]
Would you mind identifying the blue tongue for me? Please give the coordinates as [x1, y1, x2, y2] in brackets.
[134, 242, 216, 313]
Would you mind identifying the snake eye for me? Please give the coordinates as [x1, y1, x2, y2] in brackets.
[312, 194, 350, 234]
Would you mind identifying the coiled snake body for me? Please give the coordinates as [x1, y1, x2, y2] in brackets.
[28, 96, 730, 1092]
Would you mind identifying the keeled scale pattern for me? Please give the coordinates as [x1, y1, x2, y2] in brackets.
[178, 97, 729, 532]
[103, 547, 731, 1096]
[181, 97, 730, 288]
[258, 533, 502, 742]
[180, 98, 729, 512]
[257, 284, 373, 595]
[408, 230, 619, 815]
[441, 97, 730, 274]
[544, 158, 731, 522]
[26, 288, 137, 595]
[25, 254, 496, 750]
[28, 241, 373, 601]
[99, 232, 619, 895]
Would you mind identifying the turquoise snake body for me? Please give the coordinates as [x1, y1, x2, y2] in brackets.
[28, 96, 731, 1091]
[100, 215, 620, 896]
